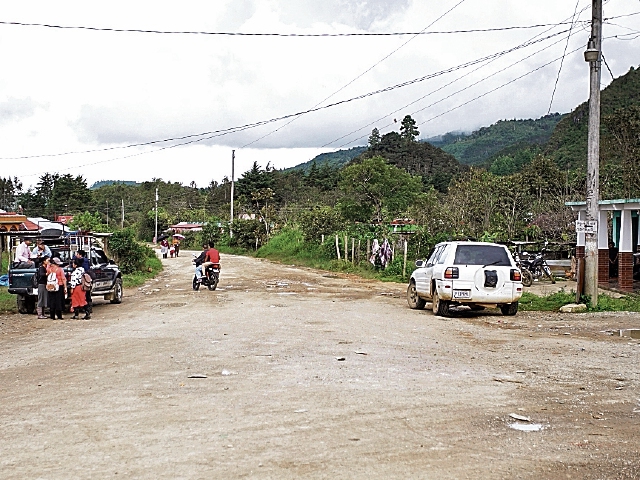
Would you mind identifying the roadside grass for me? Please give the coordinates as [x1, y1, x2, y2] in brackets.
[519, 289, 640, 312]
[122, 255, 163, 289]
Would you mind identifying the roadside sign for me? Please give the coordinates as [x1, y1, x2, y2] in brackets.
[575, 220, 597, 234]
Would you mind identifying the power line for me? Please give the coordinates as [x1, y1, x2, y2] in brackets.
[240, 0, 468, 149]
[321, 3, 593, 148]
[547, 0, 582, 114]
[5, 27, 571, 165]
[0, 19, 591, 37]
[327, 30, 581, 149]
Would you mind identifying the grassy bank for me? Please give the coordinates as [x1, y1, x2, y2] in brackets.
[122, 255, 163, 289]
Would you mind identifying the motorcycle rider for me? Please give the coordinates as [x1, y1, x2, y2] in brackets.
[193, 243, 209, 283]
[200, 242, 220, 281]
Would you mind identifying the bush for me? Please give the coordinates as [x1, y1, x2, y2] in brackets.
[298, 206, 343, 243]
[109, 228, 156, 274]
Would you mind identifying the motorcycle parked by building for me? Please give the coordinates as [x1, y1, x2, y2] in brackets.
[515, 249, 555, 287]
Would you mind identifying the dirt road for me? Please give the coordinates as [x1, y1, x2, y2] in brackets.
[1, 253, 639, 479]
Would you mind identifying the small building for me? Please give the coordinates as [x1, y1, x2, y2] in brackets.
[169, 222, 204, 233]
[566, 198, 640, 292]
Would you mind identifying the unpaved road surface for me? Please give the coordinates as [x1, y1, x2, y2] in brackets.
[1, 253, 639, 479]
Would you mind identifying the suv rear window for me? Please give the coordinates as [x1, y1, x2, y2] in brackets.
[453, 245, 511, 266]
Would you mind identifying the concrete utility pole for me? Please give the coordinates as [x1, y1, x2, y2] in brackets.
[121, 198, 124, 229]
[230, 149, 235, 238]
[154, 188, 159, 243]
[584, 0, 602, 307]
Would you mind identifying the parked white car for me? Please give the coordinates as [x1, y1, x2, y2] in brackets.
[407, 241, 523, 316]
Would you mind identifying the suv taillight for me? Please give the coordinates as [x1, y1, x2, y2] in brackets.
[511, 269, 521, 281]
[444, 267, 459, 279]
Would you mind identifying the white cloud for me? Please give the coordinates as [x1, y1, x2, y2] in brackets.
[0, 0, 639, 189]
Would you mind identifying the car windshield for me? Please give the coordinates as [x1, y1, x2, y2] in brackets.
[453, 245, 511, 266]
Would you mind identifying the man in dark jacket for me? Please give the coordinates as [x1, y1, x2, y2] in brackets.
[193, 244, 209, 283]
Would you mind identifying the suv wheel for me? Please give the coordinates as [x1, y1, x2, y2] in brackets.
[110, 278, 123, 304]
[17, 294, 36, 314]
[407, 281, 426, 310]
[432, 291, 450, 317]
[500, 302, 518, 316]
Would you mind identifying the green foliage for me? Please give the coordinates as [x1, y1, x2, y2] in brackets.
[520, 290, 640, 312]
[298, 206, 343, 243]
[338, 156, 423, 223]
[69, 211, 111, 232]
[288, 146, 367, 173]
[361, 132, 462, 193]
[109, 228, 156, 274]
[200, 218, 223, 246]
[228, 219, 266, 250]
[121, 255, 163, 288]
[545, 66, 640, 170]
[0, 176, 22, 211]
[430, 114, 564, 166]
[400, 115, 419, 143]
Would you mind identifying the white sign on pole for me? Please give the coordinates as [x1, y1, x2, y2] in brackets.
[575, 220, 597, 234]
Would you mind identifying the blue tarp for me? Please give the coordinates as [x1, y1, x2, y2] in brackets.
[0, 274, 8, 287]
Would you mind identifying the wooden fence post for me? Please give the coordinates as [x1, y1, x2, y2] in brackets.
[357, 239, 361, 264]
[367, 239, 371, 263]
[351, 238, 355, 265]
[344, 235, 348, 261]
[403, 238, 408, 277]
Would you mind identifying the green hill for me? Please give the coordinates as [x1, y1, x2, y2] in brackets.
[427, 114, 565, 165]
[545, 65, 640, 169]
[288, 146, 367, 173]
[90, 180, 140, 190]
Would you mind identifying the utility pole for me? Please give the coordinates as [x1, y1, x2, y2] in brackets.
[154, 188, 159, 243]
[230, 149, 235, 238]
[584, 0, 602, 307]
[121, 198, 124, 229]
[106, 200, 109, 227]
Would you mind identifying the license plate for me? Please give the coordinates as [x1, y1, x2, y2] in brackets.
[453, 290, 471, 299]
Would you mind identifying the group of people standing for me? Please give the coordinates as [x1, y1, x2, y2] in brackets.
[14, 238, 93, 320]
[160, 239, 180, 259]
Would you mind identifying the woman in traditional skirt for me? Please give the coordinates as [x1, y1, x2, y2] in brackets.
[69, 258, 89, 319]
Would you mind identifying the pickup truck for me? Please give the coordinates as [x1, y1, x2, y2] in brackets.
[8, 237, 123, 314]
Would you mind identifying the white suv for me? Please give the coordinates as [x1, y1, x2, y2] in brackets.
[407, 241, 523, 316]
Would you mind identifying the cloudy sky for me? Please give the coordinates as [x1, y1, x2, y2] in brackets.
[1, 0, 639, 189]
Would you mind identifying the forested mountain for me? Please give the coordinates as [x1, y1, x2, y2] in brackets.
[359, 130, 464, 192]
[426, 113, 565, 165]
[545, 65, 640, 169]
[90, 180, 140, 190]
[288, 146, 367, 173]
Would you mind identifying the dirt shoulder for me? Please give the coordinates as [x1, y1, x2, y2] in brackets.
[1, 252, 639, 479]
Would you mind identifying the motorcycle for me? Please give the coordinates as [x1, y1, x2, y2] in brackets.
[515, 250, 555, 287]
[192, 255, 220, 291]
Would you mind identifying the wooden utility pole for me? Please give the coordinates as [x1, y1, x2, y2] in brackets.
[584, 0, 602, 307]
[230, 150, 235, 238]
